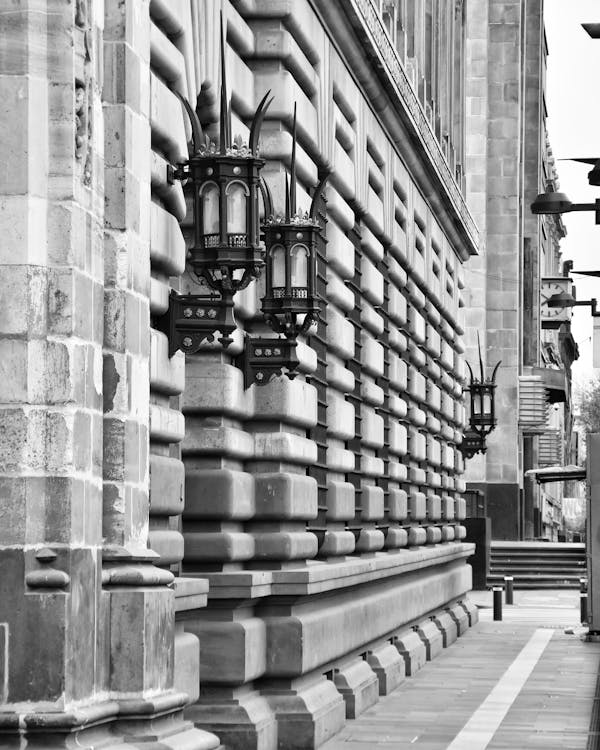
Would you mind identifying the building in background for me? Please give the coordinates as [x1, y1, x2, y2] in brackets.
[462, 0, 578, 541]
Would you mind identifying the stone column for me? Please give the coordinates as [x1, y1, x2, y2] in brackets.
[101, 1, 218, 747]
[0, 0, 105, 743]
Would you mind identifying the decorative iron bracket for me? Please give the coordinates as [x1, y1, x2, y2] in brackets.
[156, 290, 236, 356]
[241, 336, 299, 388]
[458, 428, 487, 459]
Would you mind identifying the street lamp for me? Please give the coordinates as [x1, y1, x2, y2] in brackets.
[157, 15, 272, 355]
[531, 190, 600, 221]
[459, 342, 501, 460]
[242, 106, 329, 388]
[546, 290, 599, 316]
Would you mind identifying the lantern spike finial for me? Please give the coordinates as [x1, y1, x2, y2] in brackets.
[259, 176, 274, 219]
[219, 11, 231, 153]
[290, 103, 297, 217]
[285, 171, 291, 222]
[477, 332, 484, 381]
[249, 90, 273, 155]
[175, 92, 204, 154]
[491, 360, 501, 383]
[466, 360, 474, 386]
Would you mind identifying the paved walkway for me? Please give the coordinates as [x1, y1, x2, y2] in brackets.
[321, 590, 600, 750]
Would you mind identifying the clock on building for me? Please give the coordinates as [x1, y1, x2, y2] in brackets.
[540, 277, 573, 330]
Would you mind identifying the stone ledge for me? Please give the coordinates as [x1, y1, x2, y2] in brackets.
[173, 576, 209, 612]
[198, 543, 474, 599]
[269, 543, 474, 595]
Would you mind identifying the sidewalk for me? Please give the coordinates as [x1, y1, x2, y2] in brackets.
[321, 590, 600, 750]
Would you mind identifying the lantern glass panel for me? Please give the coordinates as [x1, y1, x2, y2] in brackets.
[226, 182, 247, 234]
[271, 245, 286, 289]
[290, 244, 309, 289]
[482, 392, 493, 416]
[202, 184, 220, 234]
[471, 390, 482, 416]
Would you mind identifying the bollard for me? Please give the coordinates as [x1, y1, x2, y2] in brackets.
[581, 591, 588, 625]
[493, 586, 503, 621]
[504, 576, 514, 605]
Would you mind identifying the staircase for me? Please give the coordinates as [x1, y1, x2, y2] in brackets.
[488, 541, 587, 589]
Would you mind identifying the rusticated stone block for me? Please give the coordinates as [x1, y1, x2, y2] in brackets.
[326, 481, 355, 520]
[409, 491, 426, 520]
[388, 488, 408, 520]
[254, 473, 317, 519]
[185, 468, 255, 520]
[252, 530, 318, 561]
[447, 603, 470, 636]
[426, 526, 442, 544]
[174, 627, 200, 703]
[148, 528, 184, 566]
[333, 659, 379, 719]
[442, 494, 455, 520]
[252, 376, 317, 427]
[415, 620, 444, 661]
[319, 529, 356, 556]
[186, 615, 266, 685]
[326, 305, 355, 359]
[407, 526, 426, 546]
[264, 676, 346, 750]
[441, 525, 456, 541]
[327, 390, 355, 440]
[361, 485, 384, 520]
[432, 611, 458, 648]
[366, 643, 405, 695]
[252, 432, 317, 466]
[392, 630, 427, 676]
[184, 531, 255, 562]
[385, 526, 408, 549]
[150, 453, 184, 516]
[183, 360, 250, 419]
[355, 527, 385, 553]
[427, 494, 442, 520]
[459, 598, 480, 626]
[186, 689, 277, 750]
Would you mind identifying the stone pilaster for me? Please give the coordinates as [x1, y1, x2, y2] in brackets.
[0, 0, 104, 743]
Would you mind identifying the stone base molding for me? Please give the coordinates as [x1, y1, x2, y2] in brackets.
[183, 547, 477, 749]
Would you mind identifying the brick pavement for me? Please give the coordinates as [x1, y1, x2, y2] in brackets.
[321, 590, 600, 750]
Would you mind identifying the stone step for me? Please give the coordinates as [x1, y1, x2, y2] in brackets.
[487, 542, 586, 589]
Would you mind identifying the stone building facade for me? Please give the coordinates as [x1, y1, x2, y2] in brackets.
[0, 1, 482, 749]
[462, 0, 577, 540]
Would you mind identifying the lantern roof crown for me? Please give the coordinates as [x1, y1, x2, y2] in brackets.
[467, 334, 501, 385]
[177, 13, 272, 159]
[262, 103, 328, 227]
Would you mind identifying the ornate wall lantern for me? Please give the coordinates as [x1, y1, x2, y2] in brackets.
[158, 16, 272, 355]
[459, 344, 501, 459]
[242, 106, 328, 387]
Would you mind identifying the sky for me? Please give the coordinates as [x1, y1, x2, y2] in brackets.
[544, 0, 600, 391]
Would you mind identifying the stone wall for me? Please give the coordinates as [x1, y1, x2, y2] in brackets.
[0, 1, 217, 748]
[0, 1, 480, 748]
[176, 0, 478, 747]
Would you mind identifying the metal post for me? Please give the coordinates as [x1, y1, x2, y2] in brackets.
[493, 586, 503, 621]
[581, 591, 588, 625]
[587, 435, 600, 638]
[504, 576, 514, 605]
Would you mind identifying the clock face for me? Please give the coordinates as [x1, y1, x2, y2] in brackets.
[541, 277, 572, 329]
